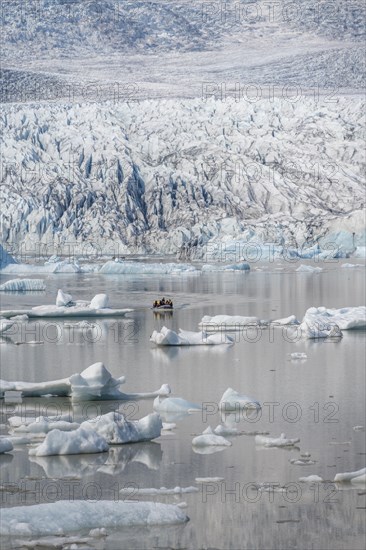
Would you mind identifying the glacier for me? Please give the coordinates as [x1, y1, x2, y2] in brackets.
[1, 96, 365, 257]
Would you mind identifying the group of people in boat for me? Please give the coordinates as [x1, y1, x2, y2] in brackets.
[153, 297, 173, 308]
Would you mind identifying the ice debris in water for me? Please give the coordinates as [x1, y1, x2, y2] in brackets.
[28, 426, 109, 456]
[0, 361, 171, 401]
[219, 388, 261, 411]
[299, 475, 323, 482]
[80, 412, 162, 444]
[119, 486, 199, 495]
[255, 433, 300, 447]
[0, 438, 13, 454]
[334, 467, 366, 482]
[199, 315, 260, 331]
[290, 352, 308, 360]
[154, 395, 201, 413]
[296, 265, 323, 273]
[0, 279, 45, 292]
[0, 500, 189, 536]
[150, 326, 233, 346]
[192, 427, 232, 447]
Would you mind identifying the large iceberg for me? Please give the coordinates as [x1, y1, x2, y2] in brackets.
[0, 362, 171, 401]
[199, 315, 260, 331]
[150, 326, 233, 346]
[0, 278, 45, 291]
[0, 290, 132, 319]
[0, 500, 188, 536]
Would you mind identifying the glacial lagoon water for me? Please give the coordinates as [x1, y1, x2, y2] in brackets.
[0, 260, 365, 549]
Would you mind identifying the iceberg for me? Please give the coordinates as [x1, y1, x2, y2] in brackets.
[28, 426, 109, 456]
[11, 416, 79, 435]
[290, 352, 307, 360]
[255, 433, 300, 447]
[201, 262, 250, 272]
[296, 265, 323, 273]
[153, 395, 201, 413]
[100, 260, 198, 274]
[119, 486, 199, 496]
[199, 315, 260, 331]
[0, 362, 171, 401]
[334, 467, 366, 482]
[0, 438, 13, 454]
[0, 290, 132, 318]
[301, 306, 366, 331]
[80, 412, 162, 444]
[299, 475, 323, 482]
[219, 388, 261, 411]
[0, 278, 45, 292]
[192, 427, 232, 447]
[0, 500, 188, 535]
[150, 326, 233, 346]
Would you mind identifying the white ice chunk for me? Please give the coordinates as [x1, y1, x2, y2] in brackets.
[0, 500, 188, 535]
[154, 395, 201, 413]
[56, 289, 73, 307]
[29, 426, 109, 456]
[195, 477, 225, 483]
[120, 486, 198, 495]
[89, 293, 109, 309]
[150, 326, 233, 346]
[214, 424, 242, 436]
[0, 362, 170, 401]
[334, 467, 366, 482]
[255, 433, 300, 447]
[296, 265, 323, 273]
[351, 474, 366, 484]
[0, 279, 45, 292]
[192, 427, 232, 447]
[219, 388, 261, 411]
[301, 306, 366, 331]
[199, 315, 260, 331]
[80, 412, 162, 444]
[0, 290, 133, 318]
[100, 260, 197, 274]
[0, 438, 13, 454]
[290, 352, 307, 360]
[299, 475, 323, 482]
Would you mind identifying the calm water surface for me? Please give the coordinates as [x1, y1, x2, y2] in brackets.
[0, 260, 365, 549]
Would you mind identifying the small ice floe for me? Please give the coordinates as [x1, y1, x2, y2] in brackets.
[9, 314, 29, 321]
[150, 326, 233, 346]
[0, 361, 171, 401]
[28, 426, 109, 457]
[0, 290, 133, 318]
[334, 467, 366, 482]
[219, 388, 261, 411]
[299, 475, 323, 482]
[353, 426, 365, 431]
[199, 315, 260, 331]
[0, 318, 15, 334]
[290, 457, 316, 465]
[342, 263, 365, 268]
[0, 438, 13, 454]
[255, 433, 300, 448]
[301, 306, 366, 331]
[99, 260, 197, 275]
[256, 483, 288, 493]
[120, 486, 199, 496]
[272, 315, 300, 326]
[0, 279, 46, 292]
[8, 413, 73, 429]
[80, 412, 162, 444]
[214, 424, 243, 436]
[11, 535, 99, 548]
[192, 427, 232, 448]
[154, 396, 201, 413]
[0, 500, 189, 536]
[201, 262, 250, 272]
[195, 477, 224, 483]
[290, 352, 307, 360]
[296, 265, 322, 273]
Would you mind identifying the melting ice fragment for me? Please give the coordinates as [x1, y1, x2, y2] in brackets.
[192, 427, 232, 447]
[150, 326, 233, 345]
[0, 500, 189, 535]
[334, 467, 366, 482]
[0, 279, 45, 292]
[255, 433, 300, 447]
[28, 426, 109, 456]
[219, 388, 261, 411]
